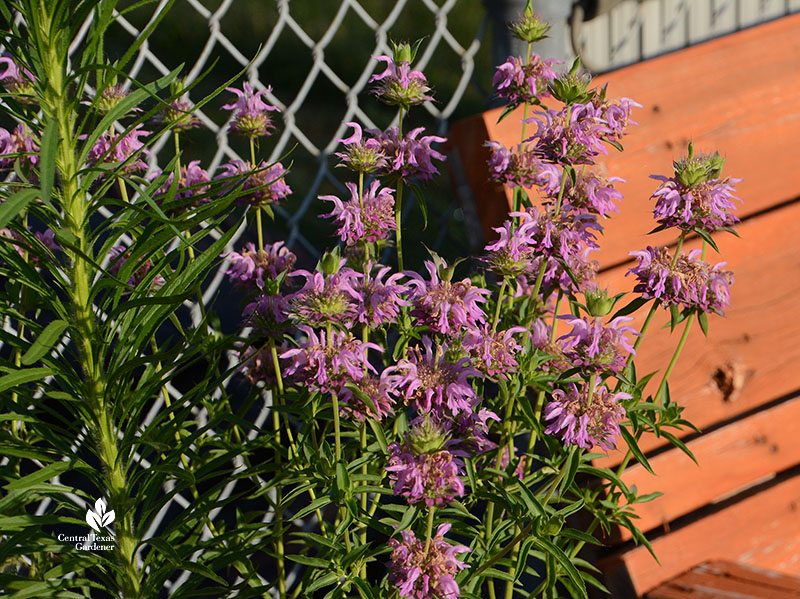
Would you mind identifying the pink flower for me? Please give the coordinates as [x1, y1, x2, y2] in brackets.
[650, 174, 740, 232]
[407, 259, 489, 336]
[558, 171, 625, 217]
[544, 383, 630, 451]
[334, 121, 387, 173]
[370, 55, 432, 108]
[462, 325, 526, 379]
[156, 160, 211, 210]
[281, 325, 381, 395]
[107, 245, 166, 292]
[485, 141, 560, 189]
[386, 442, 465, 507]
[288, 266, 362, 327]
[224, 242, 296, 293]
[0, 124, 38, 169]
[523, 102, 611, 165]
[0, 55, 35, 101]
[370, 126, 447, 181]
[388, 523, 470, 599]
[218, 160, 291, 208]
[558, 315, 638, 374]
[153, 97, 202, 131]
[384, 337, 479, 416]
[493, 52, 559, 107]
[339, 373, 395, 422]
[87, 125, 150, 173]
[353, 264, 410, 328]
[319, 180, 395, 245]
[626, 246, 734, 315]
[222, 82, 279, 137]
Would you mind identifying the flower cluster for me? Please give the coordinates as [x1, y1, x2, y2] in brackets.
[155, 160, 211, 209]
[371, 126, 447, 181]
[222, 82, 280, 138]
[558, 315, 637, 374]
[224, 241, 296, 294]
[524, 102, 611, 165]
[627, 246, 734, 314]
[281, 325, 381, 395]
[651, 171, 740, 232]
[107, 245, 166, 292]
[0, 55, 35, 101]
[370, 54, 432, 109]
[219, 160, 292, 208]
[87, 125, 150, 173]
[320, 180, 395, 246]
[0, 124, 39, 170]
[544, 383, 630, 450]
[485, 141, 560, 189]
[388, 524, 470, 599]
[334, 122, 388, 173]
[493, 52, 559, 107]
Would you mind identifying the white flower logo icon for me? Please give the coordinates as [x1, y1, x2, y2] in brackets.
[86, 498, 115, 533]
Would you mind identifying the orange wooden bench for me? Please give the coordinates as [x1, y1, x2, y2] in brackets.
[447, 12, 800, 597]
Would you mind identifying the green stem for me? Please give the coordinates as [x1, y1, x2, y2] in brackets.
[395, 108, 405, 272]
[491, 278, 508, 334]
[654, 310, 694, 402]
[326, 325, 342, 463]
[424, 505, 436, 553]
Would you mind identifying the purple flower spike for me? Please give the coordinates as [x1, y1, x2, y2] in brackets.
[493, 52, 560, 107]
[558, 315, 638, 374]
[650, 173, 741, 232]
[0, 55, 36, 102]
[218, 160, 291, 208]
[626, 245, 734, 315]
[524, 102, 611, 165]
[559, 171, 625, 217]
[544, 383, 631, 451]
[288, 266, 362, 327]
[222, 82, 279, 138]
[407, 259, 489, 336]
[353, 264, 410, 329]
[388, 523, 470, 599]
[334, 121, 387, 173]
[386, 441, 465, 507]
[242, 294, 292, 339]
[370, 55, 433, 108]
[156, 160, 211, 209]
[485, 141, 560, 189]
[0, 124, 39, 169]
[339, 373, 395, 422]
[319, 180, 395, 246]
[384, 337, 479, 416]
[462, 324, 526, 379]
[592, 96, 641, 141]
[369, 126, 447, 181]
[280, 325, 381, 395]
[224, 241, 296, 294]
[87, 125, 150, 173]
[154, 97, 202, 131]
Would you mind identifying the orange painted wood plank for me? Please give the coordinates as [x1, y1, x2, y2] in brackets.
[611, 396, 800, 542]
[646, 561, 800, 599]
[599, 472, 800, 596]
[589, 199, 800, 468]
[449, 13, 800, 267]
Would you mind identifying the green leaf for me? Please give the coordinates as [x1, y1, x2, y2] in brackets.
[408, 183, 428, 230]
[697, 311, 709, 337]
[0, 367, 53, 394]
[367, 418, 388, 454]
[5, 461, 71, 491]
[38, 116, 58, 205]
[535, 537, 588, 599]
[395, 505, 417, 532]
[611, 296, 650, 320]
[0, 189, 37, 228]
[286, 555, 331, 568]
[306, 572, 339, 593]
[660, 430, 698, 465]
[619, 427, 654, 475]
[20, 319, 68, 365]
[497, 104, 517, 124]
[694, 227, 720, 253]
[291, 496, 331, 521]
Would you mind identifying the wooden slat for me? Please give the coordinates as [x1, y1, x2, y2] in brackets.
[646, 561, 800, 599]
[590, 200, 800, 468]
[598, 472, 800, 596]
[610, 396, 800, 542]
[449, 13, 800, 267]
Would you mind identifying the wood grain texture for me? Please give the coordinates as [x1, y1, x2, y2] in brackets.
[645, 561, 800, 599]
[599, 472, 800, 596]
[590, 200, 800, 468]
[449, 12, 800, 267]
[611, 396, 800, 542]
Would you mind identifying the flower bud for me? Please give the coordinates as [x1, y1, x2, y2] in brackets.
[548, 59, 593, 105]
[407, 419, 449, 455]
[95, 85, 130, 114]
[318, 248, 342, 275]
[673, 146, 726, 188]
[584, 288, 621, 317]
[391, 41, 413, 65]
[509, 8, 551, 43]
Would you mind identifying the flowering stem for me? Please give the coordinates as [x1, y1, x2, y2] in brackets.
[654, 309, 694, 402]
[118, 178, 129, 203]
[519, 42, 533, 144]
[424, 505, 436, 553]
[326, 324, 342, 463]
[491, 278, 508, 334]
[360, 424, 368, 552]
[395, 108, 405, 272]
[358, 170, 364, 208]
[550, 291, 562, 342]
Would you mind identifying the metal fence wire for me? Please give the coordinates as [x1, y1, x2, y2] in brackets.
[3, 0, 799, 596]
